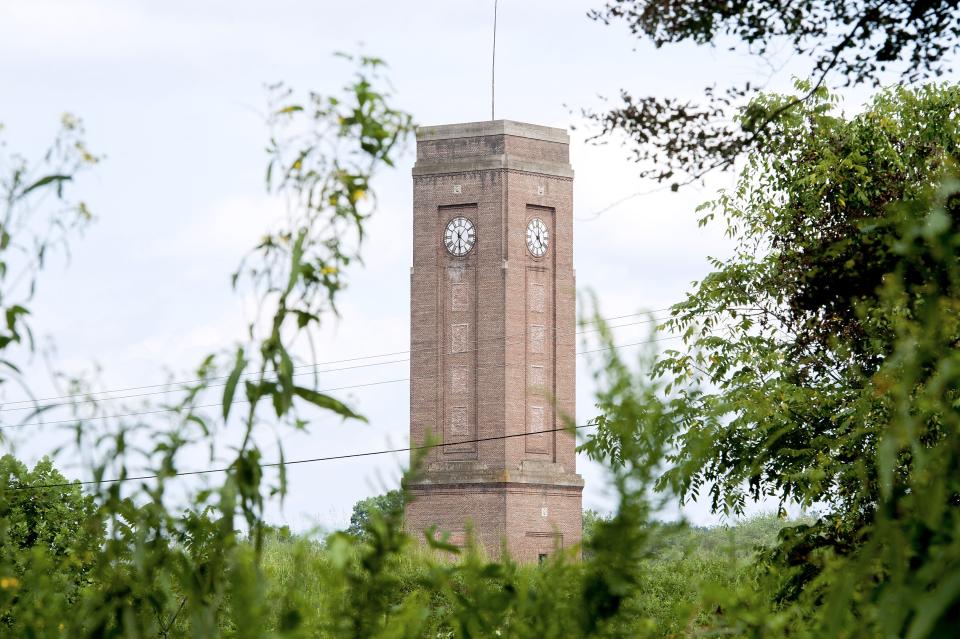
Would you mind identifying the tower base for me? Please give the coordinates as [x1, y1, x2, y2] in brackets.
[405, 465, 583, 563]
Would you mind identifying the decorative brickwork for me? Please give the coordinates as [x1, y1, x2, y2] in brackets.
[406, 120, 583, 562]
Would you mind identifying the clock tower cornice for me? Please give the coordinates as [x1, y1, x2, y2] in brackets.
[412, 119, 574, 179]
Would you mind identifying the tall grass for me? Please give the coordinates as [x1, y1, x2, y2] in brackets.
[254, 514, 797, 636]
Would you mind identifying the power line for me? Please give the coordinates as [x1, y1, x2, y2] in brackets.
[3, 335, 679, 430]
[575, 182, 678, 222]
[1, 311, 673, 413]
[1, 314, 661, 411]
[0, 315, 664, 414]
[9, 423, 600, 492]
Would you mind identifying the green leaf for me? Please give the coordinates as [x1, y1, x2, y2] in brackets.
[0, 359, 21, 374]
[276, 443, 287, 500]
[5, 304, 28, 332]
[293, 386, 365, 421]
[284, 229, 306, 296]
[279, 347, 294, 385]
[906, 570, 960, 639]
[20, 174, 72, 198]
[422, 525, 460, 554]
[223, 347, 246, 421]
[185, 413, 210, 437]
[295, 310, 319, 328]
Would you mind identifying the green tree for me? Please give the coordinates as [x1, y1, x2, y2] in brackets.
[585, 82, 960, 635]
[0, 456, 104, 627]
[346, 489, 403, 538]
[581, 509, 610, 545]
[0, 456, 102, 566]
[657, 82, 959, 525]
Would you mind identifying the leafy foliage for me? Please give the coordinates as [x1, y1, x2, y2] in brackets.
[0, 456, 103, 628]
[587, 0, 960, 185]
[581, 508, 610, 546]
[585, 83, 960, 635]
[0, 54, 416, 637]
[346, 489, 404, 538]
[0, 115, 98, 406]
[0, 115, 103, 635]
[259, 515, 789, 638]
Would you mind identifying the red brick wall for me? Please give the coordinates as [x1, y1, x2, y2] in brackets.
[405, 485, 506, 558]
[505, 485, 583, 562]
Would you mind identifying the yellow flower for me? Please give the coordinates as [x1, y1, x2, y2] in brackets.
[0, 577, 20, 589]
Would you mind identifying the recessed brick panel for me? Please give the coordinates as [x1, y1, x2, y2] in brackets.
[529, 283, 545, 313]
[450, 407, 468, 437]
[528, 325, 545, 354]
[451, 324, 469, 354]
[451, 284, 469, 311]
[450, 366, 468, 393]
[529, 365, 545, 388]
[526, 405, 548, 454]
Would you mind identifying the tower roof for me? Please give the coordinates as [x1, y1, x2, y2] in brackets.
[415, 119, 569, 144]
[413, 119, 572, 178]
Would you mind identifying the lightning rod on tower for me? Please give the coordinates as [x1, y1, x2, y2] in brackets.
[491, 0, 498, 120]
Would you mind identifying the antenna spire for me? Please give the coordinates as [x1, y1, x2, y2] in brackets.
[491, 0, 498, 121]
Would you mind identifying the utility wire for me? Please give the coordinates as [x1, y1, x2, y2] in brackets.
[1, 314, 661, 411]
[4, 335, 679, 430]
[9, 423, 600, 492]
[1, 311, 674, 412]
[0, 315, 663, 416]
[575, 182, 679, 222]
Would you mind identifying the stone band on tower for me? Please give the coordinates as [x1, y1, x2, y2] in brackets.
[405, 120, 583, 562]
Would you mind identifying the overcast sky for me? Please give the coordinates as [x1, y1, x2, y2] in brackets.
[0, 0, 879, 530]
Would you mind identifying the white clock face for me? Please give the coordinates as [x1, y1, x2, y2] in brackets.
[526, 217, 549, 257]
[444, 216, 476, 256]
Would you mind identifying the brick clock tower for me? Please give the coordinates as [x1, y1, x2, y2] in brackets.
[405, 120, 583, 562]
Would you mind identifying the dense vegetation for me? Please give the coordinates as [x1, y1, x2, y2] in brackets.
[0, 31, 958, 639]
[253, 514, 795, 636]
[588, 81, 960, 635]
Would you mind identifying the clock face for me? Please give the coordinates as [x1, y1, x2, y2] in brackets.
[526, 217, 549, 257]
[444, 216, 476, 256]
